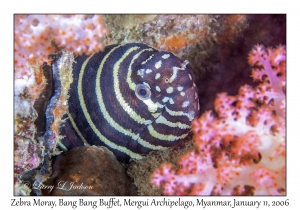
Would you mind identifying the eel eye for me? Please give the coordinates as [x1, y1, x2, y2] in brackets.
[135, 83, 151, 100]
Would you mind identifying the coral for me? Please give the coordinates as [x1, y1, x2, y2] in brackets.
[14, 15, 108, 111]
[15, 15, 107, 68]
[104, 14, 249, 56]
[104, 15, 211, 54]
[127, 138, 195, 195]
[151, 45, 286, 195]
[43, 146, 137, 195]
[14, 14, 108, 195]
[14, 56, 46, 195]
[105, 14, 248, 54]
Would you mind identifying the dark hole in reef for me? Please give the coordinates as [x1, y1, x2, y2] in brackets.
[253, 152, 262, 164]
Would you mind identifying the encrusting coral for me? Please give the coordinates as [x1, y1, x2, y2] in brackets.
[104, 15, 248, 56]
[43, 146, 137, 196]
[151, 45, 286, 195]
[127, 138, 195, 195]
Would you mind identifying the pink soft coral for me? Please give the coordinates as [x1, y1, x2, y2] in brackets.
[151, 45, 286, 195]
[14, 14, 107, 68]
[14, 14, 108, 100]
[15, 15, 107, 81]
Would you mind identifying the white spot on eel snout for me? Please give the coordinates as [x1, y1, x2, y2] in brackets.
[169, 98, 174, 104]
[155, 86, 161, 92]
[166, 87, 174, 94]
[182, 101, 190, 108]
[155, 60, 162, 69]
[155, 73, 161, 80]
[162, 54, 170, 59]
[177, 86, 183, 91]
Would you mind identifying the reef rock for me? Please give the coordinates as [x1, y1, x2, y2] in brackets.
[44, 146, 137, 195]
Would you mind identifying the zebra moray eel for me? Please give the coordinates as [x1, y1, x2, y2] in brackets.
[55, 43, 200, 162]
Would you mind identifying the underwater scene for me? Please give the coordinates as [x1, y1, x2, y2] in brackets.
[14, 14, 286, 196]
